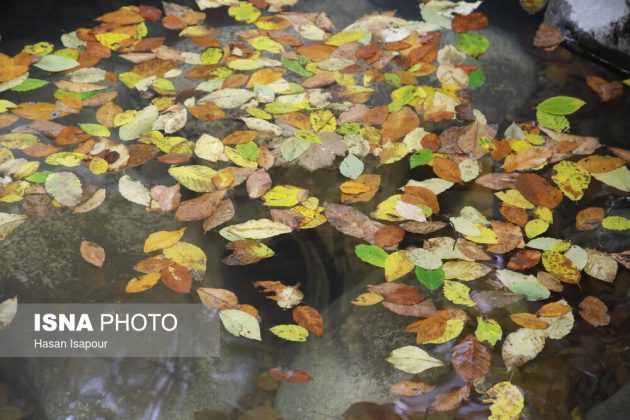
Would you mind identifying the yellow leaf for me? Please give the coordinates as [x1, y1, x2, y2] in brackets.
[525, 219, 549, 238]
[495, 189, 534, 209]
[162, 242, 207, 272]
[23, 41, 54, 55]
[552, 160, 591, 201]
[262, 185, 307, 207]
[325, 31, 366, 47]
[168, 165, 217, 192]
[443, 280, 475, 307]
[224, 146, 258, 168]
[380, 142, 409, 165]
[309, 109, 336, 132]
[542, 251, 580, 283]
[371, 194, 403, 222]
[248, 36, 284, 53]
[269, 324, 309, 342]
[534, 207, 553, 223]
[95, 32, 131, 50]
[602, 216, 630, 230]
[144, 228, 186, 253]
[464, 225, 498, 244]
[484, 381, 524, 420]
[351, 292, 384, 306]
[45, 152, 86, 167]
[125, 273, 161, 293]
[385, 251, 415, 282]
[88, 157, 109, 175]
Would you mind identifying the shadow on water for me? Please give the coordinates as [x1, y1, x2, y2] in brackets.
[0, 0, 629, 418]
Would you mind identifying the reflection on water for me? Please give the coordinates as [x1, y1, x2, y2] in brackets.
[0, 0, 629, 418]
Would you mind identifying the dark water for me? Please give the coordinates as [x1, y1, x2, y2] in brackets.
[0, 0, 629, 419]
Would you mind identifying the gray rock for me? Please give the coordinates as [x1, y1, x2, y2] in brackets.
[545, 0, 630, 71]
[586, 382, 630, 420]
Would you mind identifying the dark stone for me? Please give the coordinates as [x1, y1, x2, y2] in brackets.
[544, 0, 630, 73]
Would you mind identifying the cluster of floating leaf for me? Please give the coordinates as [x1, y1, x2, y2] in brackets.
[1, 0, 629, 417]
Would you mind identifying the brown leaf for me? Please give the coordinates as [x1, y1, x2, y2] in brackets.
[134, 257, 174, 273]
[268, 367, 313, 383]
[503, 147, 552, 172]
[382, 300, 437, 318]
[222, 130, 257, 145]
[292, 305, 324, 336]
[456, 238, 492, 261]
[579, 296, 610, 327]
[161, 263, 192, 293]
[389, 381, 435, 397]
[475, 172, 519, 190]
[576, 207, 605, 231]
[432, 156, 462, 182]
[340, 174, 380, 204]
[175, 190, 226, 222]
[508, 249, 541, 270]
[126, 144, 159, 168]
[324, 202, 385, 245]
[405, 312, 447, 343]
[296, 44, 335, 62]
[487, 221, 523, 254]
[538, 301, 572, 317]
[246, 169, 272, 199]
[500, 203, 528, 226]
[577, 155, 626, 173]
[515, 173, 562, 209]
[402, 185, 440, 214]
[80, 240, 105, 268]
[400, 220, 447, 234]
[373, 225, 405, 249]
[586, 75, 624, 102]
[452, 12, 488, 33]
[533, 23, 564, 50]
[96, 102, 122, 128]
[188, 102, 226, 120]
[197, 287, 238, 310]
[150, 184, 181, 212]
[367, 283, 424, 305]
[381, 107, 419, 142]
[450, 335, 491, 382]
[510, 313, 550, 329]
[431, 385, 470, 412]
[537, 271, 563, 292]
[608, 146, 630, 162]
[203, 199, 235, 231]
[612, 250, 630, 269]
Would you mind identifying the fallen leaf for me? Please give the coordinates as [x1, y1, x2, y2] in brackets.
[80, 240, 105, 268]
[292, 305, 324, 336]
[578, 296, 610, 327]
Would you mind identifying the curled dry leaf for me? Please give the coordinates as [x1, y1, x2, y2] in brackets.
[80, 240, 106, 268]
[579, 296, 610, 327]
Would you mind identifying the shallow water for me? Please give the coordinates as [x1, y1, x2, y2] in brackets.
[0, 0, 629, 419]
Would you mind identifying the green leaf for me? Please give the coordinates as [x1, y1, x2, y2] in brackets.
[602, 216, 630, 230]
[410, 148, 433, 169]
[79, 123, 110, 137]
[384, 73, 402, 87]
[468, 68, 485, 90]
[11, 78, 49, 92]
[536, 110, 570, 132]
[536, 96, 585, 115]
[25, 171, 53, 183]
[281, 55, 313, 77]
[415, 266, 445, 292]
[200, 47, 224, 65]
[475, 317, 502, 346]
[34, 54, 79, 72]
[53, 89, 97, 100]
[219, 309, 261, 340]
[235, 142, 259, 161]
[355, 244, 388, 267]
[456, 33, 489, 58]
